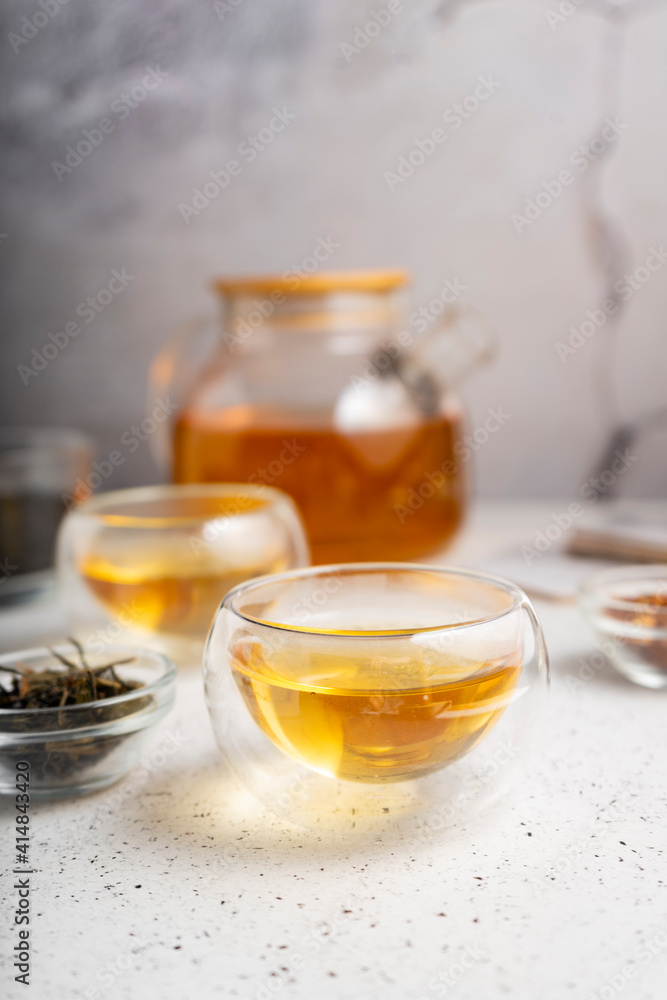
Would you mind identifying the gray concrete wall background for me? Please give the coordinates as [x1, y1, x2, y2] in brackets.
[1, 0, 665, 497]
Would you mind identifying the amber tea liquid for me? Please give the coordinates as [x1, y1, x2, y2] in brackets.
[79, 497, 288, 638]
[174, 406, 465, 563]
[230, 641, 521, 782]
[83, 561, 248, 637]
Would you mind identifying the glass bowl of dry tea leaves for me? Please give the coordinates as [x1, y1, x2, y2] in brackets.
[0, 639, 176, 797]
[580, 565, 667, 689]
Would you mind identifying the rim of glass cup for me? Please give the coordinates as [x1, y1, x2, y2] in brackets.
[0, 425, 93, 459]
[0, 644, 176, 718]
[0, 426, 93, 447]
[580, 563, 667, 616]
[221, 563, 526, 637]
[67, 483, 297, 528]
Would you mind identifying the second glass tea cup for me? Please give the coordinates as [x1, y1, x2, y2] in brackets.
[57, 484, 309, 664]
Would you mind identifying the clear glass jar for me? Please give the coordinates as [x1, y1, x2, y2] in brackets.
[151, 271, 493, 563]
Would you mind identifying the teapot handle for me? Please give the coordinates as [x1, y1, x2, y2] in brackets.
[146, 314, 219, 475]
[412, 303, 498, 389]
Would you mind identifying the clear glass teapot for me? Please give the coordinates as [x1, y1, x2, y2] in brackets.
[149, 270, 495, 563]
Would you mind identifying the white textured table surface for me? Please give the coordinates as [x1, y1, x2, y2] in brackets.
[1, 502, 666, 1000]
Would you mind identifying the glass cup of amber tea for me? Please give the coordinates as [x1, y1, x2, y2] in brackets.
[57, 484, 309, 665]
[204, 564, 549, 832]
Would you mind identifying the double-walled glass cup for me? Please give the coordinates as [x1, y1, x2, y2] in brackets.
[204, 564, 549, 832]
[57, 484, 309, 665]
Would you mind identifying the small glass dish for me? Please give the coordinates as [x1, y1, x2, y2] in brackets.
[0, 645, 176, 798]
[57, 483, 309, 665]
[580, 565, 667, 689]
[204, 564, 549, 832]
